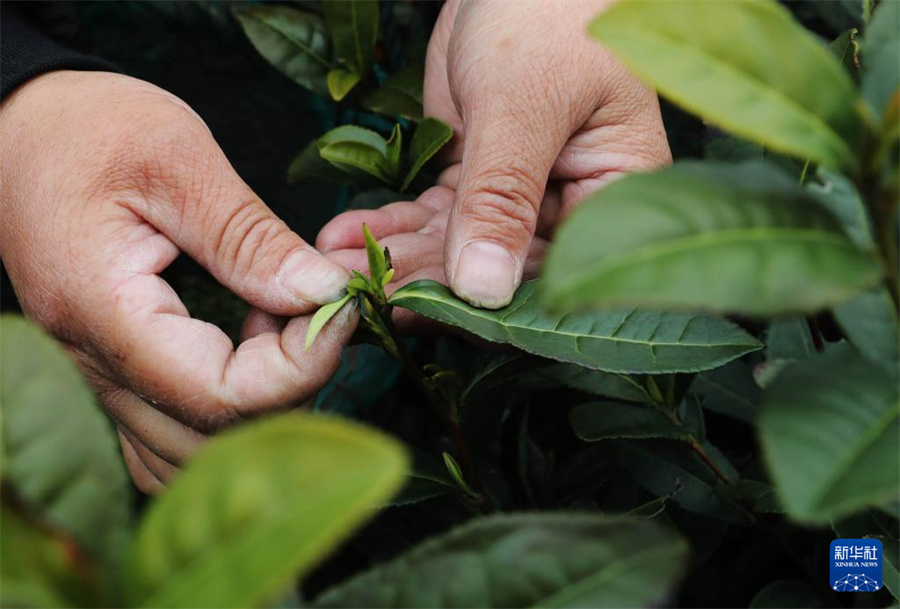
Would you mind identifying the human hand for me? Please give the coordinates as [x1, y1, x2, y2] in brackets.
[0, 71, 356, 493]
[319, 0, 671, 309]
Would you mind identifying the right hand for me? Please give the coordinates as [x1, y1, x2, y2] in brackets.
[0, 71, 357, 494]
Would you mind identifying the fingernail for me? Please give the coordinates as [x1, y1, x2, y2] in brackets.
[452, 240, 519, 308]
[279, 249, 349, 305]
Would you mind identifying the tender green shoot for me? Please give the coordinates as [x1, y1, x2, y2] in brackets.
[305, 293, 354, 351]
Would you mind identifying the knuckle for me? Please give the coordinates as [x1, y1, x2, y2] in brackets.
[210, 199, 291, 286]
[461, 166, 543, 244]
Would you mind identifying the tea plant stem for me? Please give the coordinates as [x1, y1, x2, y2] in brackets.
[687, 438, 731, 484]
[379, 309, 495, 511]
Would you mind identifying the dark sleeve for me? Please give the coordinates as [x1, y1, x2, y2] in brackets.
[1, 2, 117, 99]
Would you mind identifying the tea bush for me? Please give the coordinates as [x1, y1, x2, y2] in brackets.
[2, 1, 897, 608]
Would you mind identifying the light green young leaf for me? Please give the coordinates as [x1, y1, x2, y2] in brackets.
[313, 513, 688, 608]
[0, 315, 131, 563]
[326, 68, 361, 102]
[322, 0, 378, 75]
[305, 294, 354, 350]
[861, 0, 900, 117]
[390, 280, 761, 374]
[760, 343, 900, 523]
[542, 162, 882, 316]
[317, 125, 393, 183]
[590, 0, 866, 170]
[237, 6, 332, 97]
[570, 399, 704, 442]
[125, 414, 408, 608]
[363, 65, 424, 121]
[829, 28, 860, 76]
[363, 223, 389, 286]
[401, 117, 453, 191]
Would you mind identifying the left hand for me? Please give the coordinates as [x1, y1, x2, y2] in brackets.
[318, 0, 672, 312]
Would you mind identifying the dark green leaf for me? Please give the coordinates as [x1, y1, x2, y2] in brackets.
[542, 162, 882, 315]
[614, 440, 744, 522]
[313, 513, 688, 608]
[0, 315, 131, 563]
[691, 360, 761, 423]
[326, 68, 361, 101]
[363, 65, 424, 121]
[401, 117, 453, 191]
[807, 167, 874, 249]
[716, 479, 783, 514]
[765, 317, 815, 361]
[287, 142, 354, 185]
[387, 470, 455, 507]
[875, 535, 900, 600]
[760, 344, 900, 523]
[322, 0, 378, 75]
[862, 0, 900, 117]
[570, 399, 703, 442]
[589, 0, 865, 170]
[237, 6, 332, 97]
[125, 414, 408, 608]
[305, 294, 354, 350]
[533, 363, 654, 405]
[390, 280, 761, 374]
[834, 287, 900, 371]
[749, 580, 827, 608]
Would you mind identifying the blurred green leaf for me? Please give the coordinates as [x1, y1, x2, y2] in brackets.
[323, 0, 378, 75]
[237, 6, 332, 97]
[749, 580, 827, 608]
[391, 280, 761, 374]
[760, 343, 900, 523]
[861, 0, 900, 117]
[808, 167, 874, 248]
[875, 535, 900, 600]
[125, 414, 408, 608]
[0, 315, 130, 563]
[716, 479, 783, 514]
[327, 68, 361, 101]
[589, 0, 865, 170]
[570, 399, 703, 442]
[0, 498, 105, 608]
[834, 287, 900, 371]
[305, 294, 354, 350]
[829, 28, 860, 76]
[314, 513, 688, 608]
[542, 162, 882, 315]
[364, 65, 425, 121]
[385, 123, 403, 178]
[401, 117, 453, 191]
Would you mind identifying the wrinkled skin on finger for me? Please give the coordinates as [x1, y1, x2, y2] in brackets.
[0, 71, 357, 493]
[319, 0, 671, 312]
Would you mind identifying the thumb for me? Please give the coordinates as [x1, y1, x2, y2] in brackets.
[445, 106, 567, 309]
[144, 141, 349, 316]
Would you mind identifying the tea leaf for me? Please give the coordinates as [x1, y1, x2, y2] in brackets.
[833, 287, 900, 371]
[317, 125, 394, 184]
[326, 68, 361, 102]
[363, 224, 389, 286]
[533, 363, 654, 405]
[401, 117, 453, 191]
[363, 65, 424, 121]
[305, 294, 354, 350]
[385, 124, 403, 179]
[765, 317, 815, 361]
[691, 360, 761, 423]
[287, 141, 353, 184]
[0, 499, 106, 608]
[322, 0, 378, 75]
[875, 535, 900, 600]
[313, 513, 688, 608]
[390, 280, 761, 374]
[749, 580, 827, 608]
[589, 0, 865, 170]
[237, 6, 332, 97]
[760, 343, 900, 523]
[861, 0, 900, 117]
[0, 315, 131, 563]
[126, 414, 408, 608]
[542, 162, 882, 315]
[570, 399, 704, 442]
